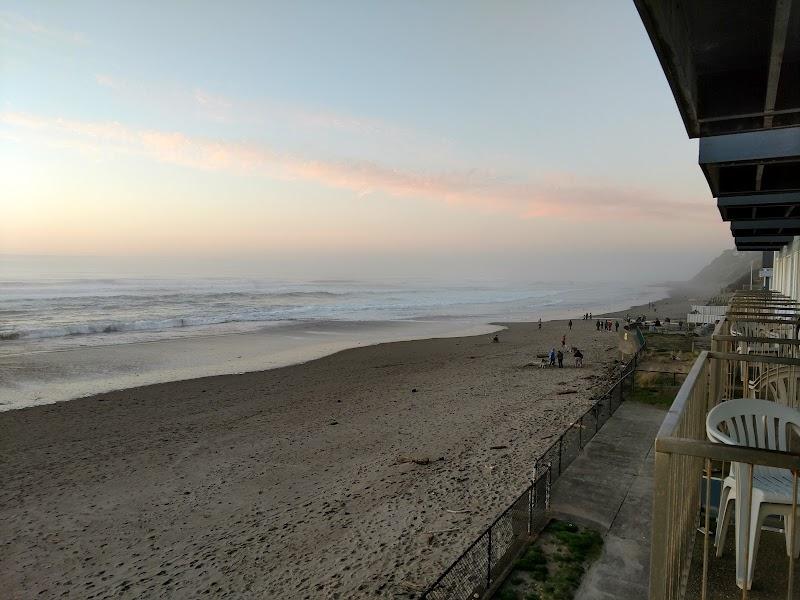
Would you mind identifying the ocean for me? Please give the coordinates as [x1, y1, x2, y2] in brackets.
[0, 265, 667, 409]
[0, 275, 664, 353]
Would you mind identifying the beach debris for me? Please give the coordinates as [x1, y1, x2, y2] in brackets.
[397, 455, 430, 465]
[556, 389, 578, 395]
[329, 420, 338, 425]
[424, 527, 459, 534]
[445, 509, 470, 514]
[489, 445, 508, 450]
[411, 388, 417, 393]
[398, 579, 427, 592]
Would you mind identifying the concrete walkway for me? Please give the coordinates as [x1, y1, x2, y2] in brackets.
[548, 401, 665, 600]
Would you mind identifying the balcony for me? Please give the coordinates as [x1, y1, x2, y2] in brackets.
[650, 291, 800, 600]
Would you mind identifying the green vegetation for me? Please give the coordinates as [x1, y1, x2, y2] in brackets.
[627, 330, 707, 408]
[494, 520, 603, 600]
[515, 545, 548, 580]
[642, 331, 698, 355]
[628, 386, 680, 407]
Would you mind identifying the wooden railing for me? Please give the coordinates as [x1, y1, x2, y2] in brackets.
[650, 352, 800, 600]
[651, 292, 800, 600]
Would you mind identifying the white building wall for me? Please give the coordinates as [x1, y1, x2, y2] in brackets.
[771, 236, 800, 301]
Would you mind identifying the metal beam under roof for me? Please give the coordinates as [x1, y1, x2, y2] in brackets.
[717, 191, 800, 221]
[734, 236, 796, 252]
[733, 235, 794, 244]
[730, 218, 800, 237]
[699, 126, 800, 197]
[736, 241, 789, 250]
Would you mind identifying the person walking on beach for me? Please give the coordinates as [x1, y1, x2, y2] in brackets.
[556, 349, 564, 368]
[549, 348, 556, 367]
[574, 348, 583, 367]
[614, 320, 620, 332]
[596, 320, 601, 331]
[568, 319, 573, 330]
[538, 318, 542, 330]
[561, 334, 566, 347]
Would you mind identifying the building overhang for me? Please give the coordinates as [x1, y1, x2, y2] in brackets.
[730, 218, 800, 237]
[717, 192, 800, 221]
[633, 1, 800, 138]
[699, 127, 800, 197]
[734, 235, 792, 251]
[635, 1, 800, 253]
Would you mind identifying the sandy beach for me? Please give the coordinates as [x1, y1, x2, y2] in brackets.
[0, 320, 502, 411]
[0, 295, 688, 599]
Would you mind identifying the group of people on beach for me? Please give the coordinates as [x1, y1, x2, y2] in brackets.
[547, 346, 582, 368]
[596, 319, 619, 332]
[538, 317, 584, 369]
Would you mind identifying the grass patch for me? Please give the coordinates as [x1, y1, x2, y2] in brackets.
[494, 520, 603, 600]
[628, 385, 681, 408]
[626, 329, 709, 408]
[641, 331, 698, 353]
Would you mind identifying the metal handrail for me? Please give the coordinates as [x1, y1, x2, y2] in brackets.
[713, 335, 800, 346]
[655, 437, 800, 471]
[711, 351, 800, 367]
[654, 350, 709, 440]
[726, 313, 798, 321]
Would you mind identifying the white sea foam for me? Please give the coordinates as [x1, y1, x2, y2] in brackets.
[0, 275, 667, 352]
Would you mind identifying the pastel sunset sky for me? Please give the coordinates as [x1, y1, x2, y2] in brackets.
[1, 2, 734, 279]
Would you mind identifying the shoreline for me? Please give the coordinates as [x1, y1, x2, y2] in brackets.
[0, 289, 672, 412]
[0, 291, 690, 599]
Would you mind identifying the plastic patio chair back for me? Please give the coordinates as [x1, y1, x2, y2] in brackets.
[748, 366, 800, 407]
[706, 398, 800, 453]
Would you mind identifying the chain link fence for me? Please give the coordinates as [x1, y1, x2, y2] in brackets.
[421, 350, 641, 600]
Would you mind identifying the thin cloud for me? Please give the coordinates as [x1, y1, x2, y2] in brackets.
[1, 110, 714, 221]
[0, 11, 88, 45]
[94, 73, 452, 150]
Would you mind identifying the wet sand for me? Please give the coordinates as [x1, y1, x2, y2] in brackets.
[0, 294, 689, 599]
[0, 320, 501, 411]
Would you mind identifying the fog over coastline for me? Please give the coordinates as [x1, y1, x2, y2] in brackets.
[0, 249, 721, 283]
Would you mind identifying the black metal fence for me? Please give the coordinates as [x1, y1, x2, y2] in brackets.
[420, 351, 642, 600]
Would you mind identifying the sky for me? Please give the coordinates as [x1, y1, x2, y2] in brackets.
[0, 1, 737, 281]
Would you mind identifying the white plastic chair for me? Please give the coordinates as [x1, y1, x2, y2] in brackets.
[706, 399, 800, 590]
[748, 365, 800, 407]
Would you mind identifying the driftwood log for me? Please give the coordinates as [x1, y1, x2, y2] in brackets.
[396, 455, 430, 465]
